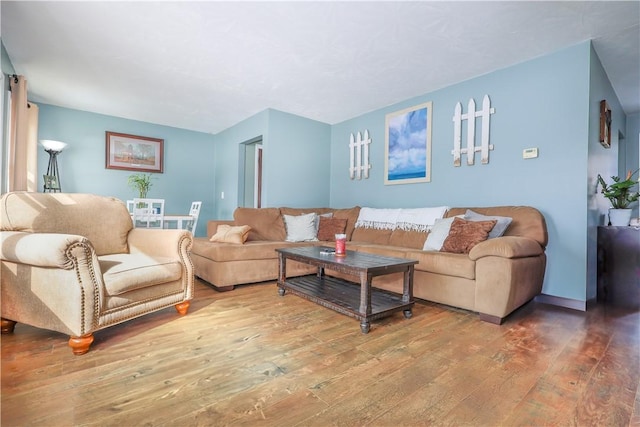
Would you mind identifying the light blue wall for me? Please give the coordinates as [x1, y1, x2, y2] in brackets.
[213, 108, 331, 219]
[14, 39, 632, 307]
[213, 109, 269, 220]
[263, 109, 331, 207]
[624, 112, 640, 219]
[586, 44, 628, 301]
[331, 42, 592, 304]
[36, 104, 215, 237]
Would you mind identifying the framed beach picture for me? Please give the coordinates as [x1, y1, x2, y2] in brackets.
[105, 131, 164, 173]
[384, 101, 432, 185]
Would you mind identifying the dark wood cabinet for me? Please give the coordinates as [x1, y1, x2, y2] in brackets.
[597, 226, 640, 309]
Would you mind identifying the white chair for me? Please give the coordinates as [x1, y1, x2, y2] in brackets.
[186, 201, 202, 234]
[132, 198, 165, 228]
[126, 200, 135, 214]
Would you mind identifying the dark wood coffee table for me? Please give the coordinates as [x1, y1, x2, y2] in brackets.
[276, 246, 417, 333]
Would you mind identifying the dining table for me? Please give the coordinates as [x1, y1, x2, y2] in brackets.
[163, 214, 194, 229]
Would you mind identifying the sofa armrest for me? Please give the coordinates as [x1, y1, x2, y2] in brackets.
[468, 236, 543, 261]
[128, 228, 193, 258]
[0, 231, 92, 269]
[206, 220, 236, 238]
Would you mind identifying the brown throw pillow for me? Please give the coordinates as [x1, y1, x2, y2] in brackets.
[441, 217, 497, 254]
[209, 224, 252, 244]
[317, 217, 348, 241]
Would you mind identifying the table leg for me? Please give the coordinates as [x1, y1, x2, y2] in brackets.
[360, 320, 370, 334]
[278, 253, 286, 296]
[402, 266, 414, 318]
[359, 272, 372, 334]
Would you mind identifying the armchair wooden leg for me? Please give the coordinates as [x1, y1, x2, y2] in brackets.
[1, 318, 16, 334]
[175, 301, 190, 316]
[68, 334, 94, 355]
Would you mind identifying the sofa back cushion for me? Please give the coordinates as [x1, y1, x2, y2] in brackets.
[234, 207, 285, 241]
[0, 192, 132, 255]
[445, 206, 548, 248]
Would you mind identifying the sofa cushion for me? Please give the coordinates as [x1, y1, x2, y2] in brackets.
[192, 239, 316, 262]
[351, 227, 393, 245]
[209, 224, 251, 244]
[404, 249, 476, 280]
[317, 217, 348, 241]
[0, 192, 131, 256]
[464, 209, 512, 239]
[387, 229, 427, 249]
[234, 207, 285, 241]
[441, 218, 496, 254]
[283, 213, 319, 242]
[100, 253, 183, 296]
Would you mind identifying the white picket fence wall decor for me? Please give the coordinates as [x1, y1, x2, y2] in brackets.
[349, 130, 372, 179]
[452, 94, 495, 166]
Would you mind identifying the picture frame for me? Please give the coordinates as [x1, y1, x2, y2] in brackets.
[43, 174, 60, 190]
[106, 131, 164, 173]
[599, 100, 611, 149]
[384, 101, 433, 185]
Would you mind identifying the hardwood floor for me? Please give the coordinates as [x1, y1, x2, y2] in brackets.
[2, 279, 639, 426]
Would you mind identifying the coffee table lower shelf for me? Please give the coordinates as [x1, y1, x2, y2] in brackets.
[277, 274, 414, 333]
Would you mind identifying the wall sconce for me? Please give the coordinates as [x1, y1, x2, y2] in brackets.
[40, 139, 67, 192]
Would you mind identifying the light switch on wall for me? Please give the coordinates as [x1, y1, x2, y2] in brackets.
[523, 148, 538, 159]
[221, 191, 225, 199]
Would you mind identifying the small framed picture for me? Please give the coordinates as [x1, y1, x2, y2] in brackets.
[106, 131, 164, 173]
[43, 174, 60, 190]
[599, 100, 611, 149]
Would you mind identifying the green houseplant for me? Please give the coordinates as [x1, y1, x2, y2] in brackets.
[128, 173, 154, 199]
[596, 169, 639, 226]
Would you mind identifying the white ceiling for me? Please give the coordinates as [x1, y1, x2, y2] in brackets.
[2, 1, 639, 135]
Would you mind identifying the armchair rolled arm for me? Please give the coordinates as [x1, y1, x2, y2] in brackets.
[469, 236, 543, 261]
[0, 231, 93, 269]
[127, 228, 193, 257]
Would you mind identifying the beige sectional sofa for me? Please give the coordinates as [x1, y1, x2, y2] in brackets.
[191, 205, 547, 324]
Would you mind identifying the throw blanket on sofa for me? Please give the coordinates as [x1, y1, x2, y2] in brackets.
[355, 206, 449, 232]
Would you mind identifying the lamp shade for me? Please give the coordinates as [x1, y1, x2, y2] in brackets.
[40, 140, 67, 152]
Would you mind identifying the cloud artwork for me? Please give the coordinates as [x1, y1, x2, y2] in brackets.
[385, 103, 431, 184]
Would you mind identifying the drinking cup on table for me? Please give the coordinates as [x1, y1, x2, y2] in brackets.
[335, 234, 347, 256]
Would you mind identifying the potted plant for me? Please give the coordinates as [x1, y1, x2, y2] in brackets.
[596, 169, 639, 226]
[128, 173, 154, 199]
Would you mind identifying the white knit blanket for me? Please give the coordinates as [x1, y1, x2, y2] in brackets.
[355, 207, 400, 230]
[355, 206, 449, 231]
[396, 206, 449, 232]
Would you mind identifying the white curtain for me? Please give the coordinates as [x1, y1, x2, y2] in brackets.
[8, 75, 38, 192]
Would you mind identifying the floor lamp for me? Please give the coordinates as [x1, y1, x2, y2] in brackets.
[40, 140, 67, 192]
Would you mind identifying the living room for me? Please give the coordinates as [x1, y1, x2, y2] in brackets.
[1, 1, 639, 425]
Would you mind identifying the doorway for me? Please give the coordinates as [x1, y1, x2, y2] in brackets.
[241, 138, 263, 208]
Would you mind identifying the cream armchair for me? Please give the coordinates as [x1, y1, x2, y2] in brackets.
[0, 192, 194, 355]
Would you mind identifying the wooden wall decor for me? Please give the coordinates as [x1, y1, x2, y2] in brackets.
[599, 100, 612, 148]
[452, 95, 495, 166]
[349, 130, 372, 179]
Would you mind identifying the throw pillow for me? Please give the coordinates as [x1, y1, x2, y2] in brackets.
[317, 217, 348, 241]
[283, 213, 319, 242]
[441, 217, 497, 254]
[209, 224, 252, 244]
[423, 217, 457, 251]
[464, 209, 513, 239]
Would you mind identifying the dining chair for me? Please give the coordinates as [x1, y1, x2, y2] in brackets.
[132, 198, 165, 228]
[186, 201, 202, 234]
